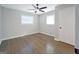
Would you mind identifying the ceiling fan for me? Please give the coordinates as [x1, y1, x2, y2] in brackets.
[28, 4, 47, 13]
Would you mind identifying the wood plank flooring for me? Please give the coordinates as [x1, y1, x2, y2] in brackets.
[0, 33, 74, 54]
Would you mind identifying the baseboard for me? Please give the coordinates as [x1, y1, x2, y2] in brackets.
[39, 32, 55, 37]
[39, 32, 74, 46]
[0, 34, 28, 45]
[0, 32, 39, 42]
[0, 32, 53, 45]
[54, 37, 75, 46]
[54, 38, 61, 41]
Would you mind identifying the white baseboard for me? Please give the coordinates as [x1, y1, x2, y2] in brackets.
[54, 38, 61, 41]
[39, 32, 55, 37]
[0, 32, 39, 45]
[0, 32, 54, 45]
[54, 37, 75, 46]
[0, 34, 27, 45]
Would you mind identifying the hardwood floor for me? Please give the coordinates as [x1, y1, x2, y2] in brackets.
[0, 33, 74, 54]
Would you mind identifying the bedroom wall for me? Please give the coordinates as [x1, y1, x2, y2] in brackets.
[39, 11, 57, 37]
[1, 7, 39, 40]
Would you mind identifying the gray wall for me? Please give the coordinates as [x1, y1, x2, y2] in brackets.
[39, 11, 57, 36]
[2, 7, 39, 40]
[75, 5, 79, 49]
[0, 6, 2, 39]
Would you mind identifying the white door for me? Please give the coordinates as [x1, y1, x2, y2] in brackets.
[58, 6, 75, 45]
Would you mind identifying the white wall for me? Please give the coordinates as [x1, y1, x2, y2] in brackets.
[39, 11, 57, 37]
[1, 7, 39, 40]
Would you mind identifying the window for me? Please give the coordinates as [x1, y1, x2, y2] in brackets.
[21, 15, 33, 24]
[46, 15, 55, 24]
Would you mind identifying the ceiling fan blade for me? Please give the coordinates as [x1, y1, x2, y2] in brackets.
[32, 4, 37, 9]
[35, 11, 37, 13]
[40, 7, 47, 9]
[39, 9, 45, 12]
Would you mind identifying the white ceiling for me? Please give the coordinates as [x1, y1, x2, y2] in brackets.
[1, 4, 57, 14]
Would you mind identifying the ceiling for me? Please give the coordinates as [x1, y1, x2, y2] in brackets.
[1, 4, 57, 14]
